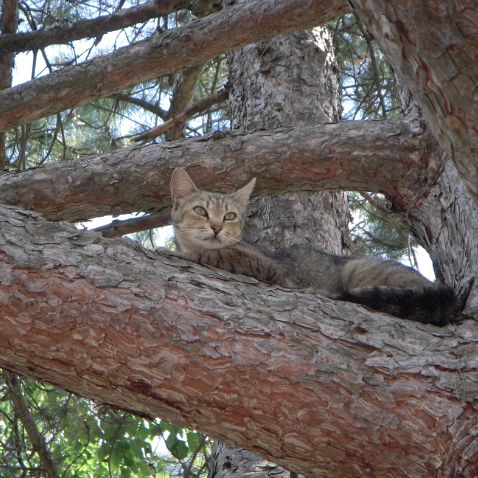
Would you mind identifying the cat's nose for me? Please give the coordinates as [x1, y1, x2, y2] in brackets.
[211, 224, 222, 236]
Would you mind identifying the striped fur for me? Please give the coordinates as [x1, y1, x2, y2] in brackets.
[171, 168, 459, 325]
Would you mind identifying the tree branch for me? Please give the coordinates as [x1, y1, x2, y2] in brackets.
[0, 0, 350, 132]
[0, 0, 189, 53]
[0, 118, 434, 222]
[0, 0, 18, 168]
[0, 203, 476, 477]
[164, 63, 205, 140]
[110, 93, 168, 119]
[349, 0, 478, 205]
[133, 86, 229, 142]
[4, 371, 60, 478]
[93, 208, 172, 238]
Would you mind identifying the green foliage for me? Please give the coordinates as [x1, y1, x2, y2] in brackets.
[348, 193, 419, 267]
[0, 376, 209, 477]
[331, 13, 400, 120]
[330, 14, 416, 263]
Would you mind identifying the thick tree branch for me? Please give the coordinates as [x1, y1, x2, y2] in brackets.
[350, 0, 478, 205]
[0, 0, 350, 132]
[0, 119, 434, 222]
[0, 204, 476, 477]
[0, 0, 189, 53]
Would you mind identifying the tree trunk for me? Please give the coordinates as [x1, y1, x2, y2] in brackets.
[406, 150, 478, 316]
[386, 89, 478, 317]
[0, 203, 477, 478]
[228, 27, 348, 255]
[350, 0, 478, 205]
[208, 442, 292, 478]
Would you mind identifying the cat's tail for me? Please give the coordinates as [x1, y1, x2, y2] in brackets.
[338, 285, 459, 326]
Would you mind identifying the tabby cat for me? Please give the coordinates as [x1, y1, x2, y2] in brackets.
[170, 167, 458, 326]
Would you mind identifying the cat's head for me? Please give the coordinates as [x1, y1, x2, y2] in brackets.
[170, 168, 255, 252]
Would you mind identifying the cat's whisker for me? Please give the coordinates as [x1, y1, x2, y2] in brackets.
[176, 228, 207, 233]
[222, 234, 250, 247]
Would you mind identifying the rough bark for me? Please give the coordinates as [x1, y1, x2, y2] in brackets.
[0, 203, 477, 478]
[407, 155, 478, 317]
[0, 0, 350, 132]
[0, 119, 432, 222]
[350, 0, 478, 205]
[0, 0, 188, 53]
[228, 28, 348, 256]
[388, 87, 478, 318]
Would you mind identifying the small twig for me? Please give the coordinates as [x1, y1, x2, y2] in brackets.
[133, 86, 229, 142]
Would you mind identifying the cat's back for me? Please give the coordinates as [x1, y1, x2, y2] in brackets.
[273, 245, 433, 293]
[273, 246, 346, 293]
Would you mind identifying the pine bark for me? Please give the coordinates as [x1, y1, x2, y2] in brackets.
[0, 203, 477, 478]
[386, 89, 478, 318]
[228, 27, 348, 256]
[0, 118, 430, 222]
[405, 149, 478, 317]
[350, 0, 478, 205]
[1, 0, 477, 209]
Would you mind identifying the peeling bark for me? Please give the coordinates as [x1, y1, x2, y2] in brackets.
[0, 204, 477, 477]
[0, 119, 432, 222]
[350, 0, 478, 204]
[0, 0, 350, 132]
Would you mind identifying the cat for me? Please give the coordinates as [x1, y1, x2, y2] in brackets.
[170, 167, 293, 287]
[170, 167, 458, 326]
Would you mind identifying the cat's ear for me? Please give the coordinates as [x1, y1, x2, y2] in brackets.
[170, 168, 199, 203]
[233, 178, 256, 208]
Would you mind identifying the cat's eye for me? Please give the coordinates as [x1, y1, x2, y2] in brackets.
[224, 212, 237, 221]
[193, 206, 208, 217]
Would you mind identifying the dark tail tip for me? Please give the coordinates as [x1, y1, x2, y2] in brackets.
[339, 285, 459, 326]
